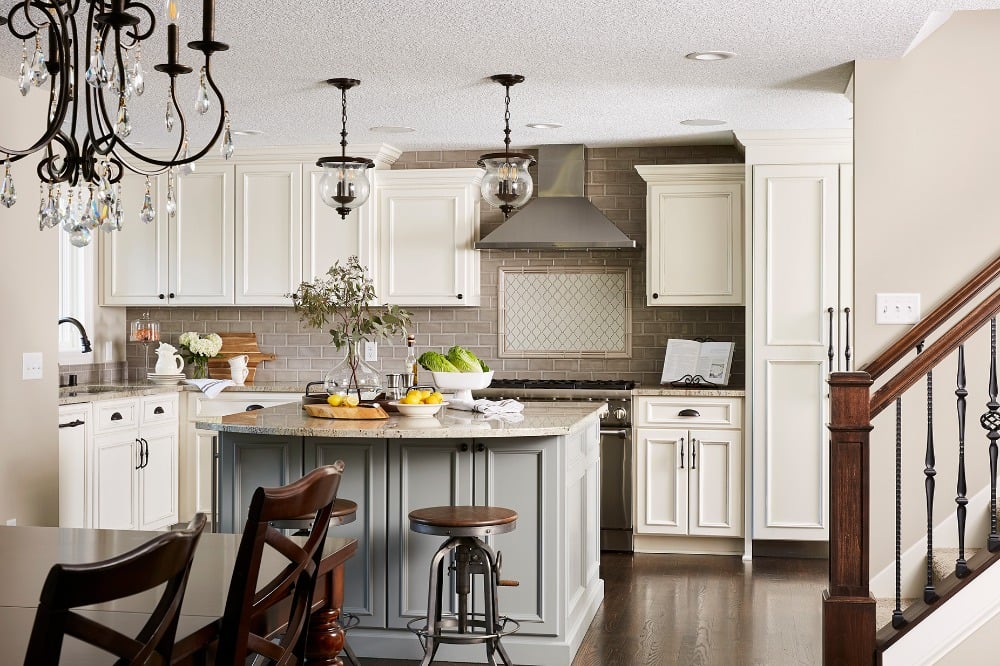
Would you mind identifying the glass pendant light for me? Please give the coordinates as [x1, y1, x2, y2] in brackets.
[316, 78, 374, 219]
[478, 74, 536, 218]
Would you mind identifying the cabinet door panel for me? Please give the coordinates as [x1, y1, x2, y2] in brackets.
[139, 426, 178, 530]
[236, 163, 302, 305]
[100, 172, 167, 305]
[689, 429, 742, 537]
[303, 167, 375, 283]
[219, 434, 302, 533]
[635, 429, 688, 535]
[171, 165, 234, 304]
[93, 434, 138, 530]
[59, 404, 92, 528]
[307, 439, 387, 628]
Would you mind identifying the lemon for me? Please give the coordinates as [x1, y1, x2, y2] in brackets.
[401, 392, 423, 405]
[326, 394, 344, 407]
[424, 392, 444, 404]
[343, 395, 360, 407]
[419, 389, 433, 400]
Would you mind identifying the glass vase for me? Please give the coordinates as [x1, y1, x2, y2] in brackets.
[324, 341, 382, 401]
[191, 357, 210, 379]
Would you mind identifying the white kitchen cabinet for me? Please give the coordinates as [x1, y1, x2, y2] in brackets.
[181, 391, 300, 520]
[373, 169, 483, 306]
[58, 403, 92, 528]
[236, 163, 303, 305]
[100, 166, 235, 305]
[634, 396, 743, 544]
[303, 165, 377, 284]
[90, 393, 179, 530]
[635, 165, 744, 306]
[736, 130, 853, 542]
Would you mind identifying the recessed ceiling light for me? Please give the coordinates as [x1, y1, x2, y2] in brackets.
[680, 118, 727, 126]
[685, 51, 736, 61]
[526, 122, 563, 129]
[369, 125, 416, 134]
[231, 129, 264, 136]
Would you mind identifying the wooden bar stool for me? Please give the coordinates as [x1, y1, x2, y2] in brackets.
[407, 505, 520, 666]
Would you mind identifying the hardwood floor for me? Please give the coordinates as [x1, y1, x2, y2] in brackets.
[360, 552, 827, 666]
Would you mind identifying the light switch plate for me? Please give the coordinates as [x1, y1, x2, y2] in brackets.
[876, 293, 921, 325]
[22, 352, 43, 380]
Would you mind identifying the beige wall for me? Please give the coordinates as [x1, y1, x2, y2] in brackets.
[855, 10, 1000, 575]
[0, 78, 60, 526]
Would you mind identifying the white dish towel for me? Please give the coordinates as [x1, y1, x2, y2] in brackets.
[185, 378, 235, 399]
[448, 398, 525, 415]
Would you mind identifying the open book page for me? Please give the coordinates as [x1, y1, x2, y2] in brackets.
[660, 339, 734, 385]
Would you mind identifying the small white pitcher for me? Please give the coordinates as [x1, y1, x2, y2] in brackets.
[154, 342, 184, 375]
[228, 354, 250, 385]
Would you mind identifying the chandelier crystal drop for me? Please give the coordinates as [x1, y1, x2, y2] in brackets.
[478, 74, 536, 219]
[316, 78, 374, 220]
[1, 0, 232, 247]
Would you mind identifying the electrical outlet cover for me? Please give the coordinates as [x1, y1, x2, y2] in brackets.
[364, 341, 378, 362]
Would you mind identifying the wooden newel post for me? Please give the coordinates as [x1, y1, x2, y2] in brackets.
[823, 371, 876, 665]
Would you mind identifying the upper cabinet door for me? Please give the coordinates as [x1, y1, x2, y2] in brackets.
[302, 165, 377, 286]
[374, 169, 482, 307]
[100, 172, 169, 305]
[235, 163, 302, 305]
[636, 165, 745, 306]
[170, 164, 235, 305]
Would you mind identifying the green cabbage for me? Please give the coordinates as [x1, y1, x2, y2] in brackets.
[446, 346, 484, 373]
[418, 351, 459, 373]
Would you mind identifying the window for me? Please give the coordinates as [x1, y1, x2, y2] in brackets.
[58, 232, 95, 363]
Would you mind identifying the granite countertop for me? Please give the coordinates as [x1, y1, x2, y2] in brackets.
[195, 401, 606, 439]
[57, 381, 307, 406]
[632, 387, 746, 398]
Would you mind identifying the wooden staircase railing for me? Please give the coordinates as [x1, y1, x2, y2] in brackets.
[823, 254, 1000, 665]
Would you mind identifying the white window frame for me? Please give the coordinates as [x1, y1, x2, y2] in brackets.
[58, 232, 95, 364]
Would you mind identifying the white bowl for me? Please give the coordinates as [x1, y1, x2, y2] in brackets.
[390, 401, 449, 418]
[430, 370, 493, 402]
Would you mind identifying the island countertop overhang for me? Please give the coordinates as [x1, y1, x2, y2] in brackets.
[195, 401, 607, 438]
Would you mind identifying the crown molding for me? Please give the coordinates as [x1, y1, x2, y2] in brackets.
[635, 163, 745, 184]
[734, 129, 853, 165]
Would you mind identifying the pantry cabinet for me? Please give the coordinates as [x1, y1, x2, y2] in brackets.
[635, 165, 744, 306]
[634, 396, 743, 544]
[58, 402, 92, 528]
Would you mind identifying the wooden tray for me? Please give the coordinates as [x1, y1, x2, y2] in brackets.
[206, 333, 276, 383]
[302, 403, 389, 420]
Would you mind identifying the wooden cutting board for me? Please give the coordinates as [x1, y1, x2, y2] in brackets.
[206, 333, 276, 383]
[302, 403, 389, 420]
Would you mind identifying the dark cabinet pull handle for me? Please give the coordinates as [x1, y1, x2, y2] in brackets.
[459, 443, 469, 452]
[843, 306, 852, 371]
[111, 412, 123, 421]
[680, 438, 685, 468]
[142, 438, 149, 468]
[678, 408, 700, 417]
[476, 442, 485, 453]
[457, 293, 463, 300]
[690, 439, 697, 469]
[153, 406, 165, 415]
[827, 306, 835, 371]
[59, 419, 85, 429]
[135, 438, 143, 470]
[158, 293, 165, 300]
[652, 293, 659, 299]
[246, 404, 264, 411]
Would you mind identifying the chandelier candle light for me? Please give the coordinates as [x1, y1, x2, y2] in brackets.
[316, 78, 374, 219]
[0, 0, 233, 247]
[478, 74, 536, 219]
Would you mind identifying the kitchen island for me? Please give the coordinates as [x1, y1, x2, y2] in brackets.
[196, 401, 605, 666]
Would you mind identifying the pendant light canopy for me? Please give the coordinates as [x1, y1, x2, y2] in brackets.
[478, 74, 536, 219]
[317, 78, 374, 219]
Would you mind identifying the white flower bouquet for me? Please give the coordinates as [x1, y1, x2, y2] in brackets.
[178, 332, 223, 378]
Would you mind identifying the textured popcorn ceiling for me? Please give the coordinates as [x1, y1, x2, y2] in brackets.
[2, 3, 995, 151]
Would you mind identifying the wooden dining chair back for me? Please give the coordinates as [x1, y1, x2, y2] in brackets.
[215, 462, 345, 665]
[23, 513, 207, 665]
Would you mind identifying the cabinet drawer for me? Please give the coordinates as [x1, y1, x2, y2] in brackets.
[190, 392, 300, 418]
[93, 398, 139, 433]
[141, 393, 179, 426]
[635, 396, 742, 429]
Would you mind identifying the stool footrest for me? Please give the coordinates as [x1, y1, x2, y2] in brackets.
[498, 579, 519, 587]
[406, 613, 521, 646]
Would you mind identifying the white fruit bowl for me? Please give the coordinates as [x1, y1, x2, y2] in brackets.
[430, 370, 494, 403]
[390, 401, 449, 418]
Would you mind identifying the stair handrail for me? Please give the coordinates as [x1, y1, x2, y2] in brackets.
[862, 254, 1000, 382]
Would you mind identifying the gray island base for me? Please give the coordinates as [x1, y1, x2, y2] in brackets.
[197, 401, 606, 665]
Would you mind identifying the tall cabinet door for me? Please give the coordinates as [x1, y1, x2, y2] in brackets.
[688, 429, 742, 537]
[236, 163, 302, 305]
[170, 164, 234, 305]
[100, 172, 169, 305]
[303, 166, 376, 284]
[138, 424, 179, 530]
[635, 428, 689, 536]
[751, 163, 845, 540]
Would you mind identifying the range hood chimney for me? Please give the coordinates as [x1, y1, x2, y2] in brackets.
[474, 144, 637, 250]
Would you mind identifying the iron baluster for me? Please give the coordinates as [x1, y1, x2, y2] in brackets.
[827, 307, 835, 371]
[980, 318, 1000, 552]
[843, 307, 852, 370]
[956, 345, 970, 577]
[892, 396, 906, 628]
[923, 351, 938, 603]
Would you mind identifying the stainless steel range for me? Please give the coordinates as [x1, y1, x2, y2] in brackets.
[474, 378, 635, 552]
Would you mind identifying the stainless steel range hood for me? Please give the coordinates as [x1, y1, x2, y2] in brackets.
[474, 144, 637, 250]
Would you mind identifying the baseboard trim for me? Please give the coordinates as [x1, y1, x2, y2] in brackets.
[634, 534, 744, 555]
[752, 539, 829, 559]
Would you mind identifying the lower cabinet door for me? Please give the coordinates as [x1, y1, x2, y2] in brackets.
[688, 429, 743, 537]
[386, 439, 473, 629]
[305, 438, 387, 629]
[93, 432, 139, 530]
[139, 425, 179, 530]
[635, 428, 689, 535]
[218, 434, 302, 533]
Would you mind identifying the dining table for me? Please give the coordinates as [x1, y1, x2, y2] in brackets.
[0, 524, 357, 665]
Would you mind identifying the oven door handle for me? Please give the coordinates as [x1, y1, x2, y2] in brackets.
[600, 428, 629, 438]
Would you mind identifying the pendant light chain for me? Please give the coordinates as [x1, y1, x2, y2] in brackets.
[503, 83, 512, 157]
[340, 85, 349, 159]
